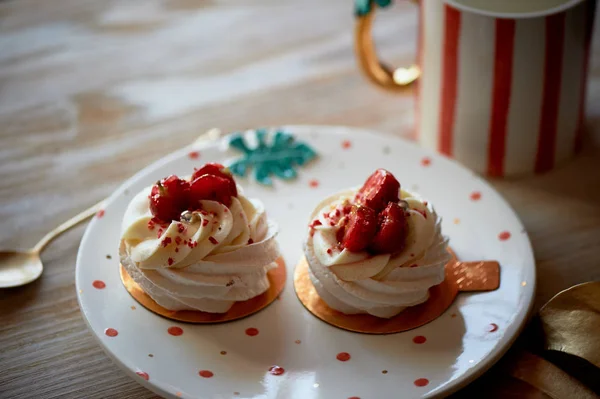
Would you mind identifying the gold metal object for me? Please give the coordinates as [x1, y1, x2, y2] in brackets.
[0, 200, 104, 288]
[355, 2, 420, 90]
[539, 281, 600, 368]
[120, 258, 286, 323]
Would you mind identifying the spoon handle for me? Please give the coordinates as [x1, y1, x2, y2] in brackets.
[33, 200, 104, 253]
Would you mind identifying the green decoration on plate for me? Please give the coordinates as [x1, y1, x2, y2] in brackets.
[228, 129, 318, 186]
[355, 0, 392, 17]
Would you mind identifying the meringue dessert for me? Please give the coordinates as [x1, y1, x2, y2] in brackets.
[119, 163, 281, 314]
[303, 169, 450, 318]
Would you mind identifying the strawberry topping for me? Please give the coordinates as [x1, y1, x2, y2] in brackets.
[341, 205, 378, 252]
[356, 169, 400, 212]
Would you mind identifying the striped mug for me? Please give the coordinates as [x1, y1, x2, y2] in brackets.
[355, 0, 596, 176]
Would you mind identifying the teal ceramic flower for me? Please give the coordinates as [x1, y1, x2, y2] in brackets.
[355, 0, 393, 16]
[228, 129, 318, 186]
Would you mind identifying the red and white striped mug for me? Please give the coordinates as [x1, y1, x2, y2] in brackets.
[355, 0, 596, 176]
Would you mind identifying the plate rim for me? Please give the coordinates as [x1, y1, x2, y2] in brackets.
[76, 124, 536, 399]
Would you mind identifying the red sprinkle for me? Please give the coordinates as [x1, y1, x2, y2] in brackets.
[209, 236, 218, 245]
[188, 151, 200, 159]
[268, 366, 285, 376]
[177, 223, 186, 233]
[342, 140, 352, 149]
[245, 327, 259, 336]
[188, 240, 197, 248]
[175, 236, 182, 245]
[348, 397, 361, 399]
[136, 371, 149, 381]
[414, 209, 427, 219]
[168, 326, 183, 336]
[498, 231, 511, 241]
[224, 208, 228, 213]
[309, 220, 322, 228]
[202, 219, 209, 226]
[309, 179, 319, 188]
[161, 237, 172, 247]
[96, 209, 105, 218]
[487, 323, 499, 332]
[414, 378, 429, 387]
[105, 328, 118, 337]
[200, 210, 208, 216]
[336, 352, 351, 361]
[413, 336, 427, 344]
[168, 257, 174, 266]
[247, 238, 254, 245]
[421, 157, 432, 166]
[157, 228, 164, 238]
[147, 219, 156, 230]
[327, 248, 333, 255]
[92, 280, 106, 289]
[199, 370, 213, 378]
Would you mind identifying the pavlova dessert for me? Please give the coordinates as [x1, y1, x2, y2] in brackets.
[304, 169, 450, 318]
[119, 163, 281, 314]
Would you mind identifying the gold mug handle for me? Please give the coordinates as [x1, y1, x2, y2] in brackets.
[354, 0, 420, 90]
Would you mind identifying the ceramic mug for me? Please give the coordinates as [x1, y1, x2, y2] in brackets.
[355, 0, 596, 176]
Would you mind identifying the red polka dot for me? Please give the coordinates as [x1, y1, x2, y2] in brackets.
[487, 323, 499, 332]
[136, 371, 149, 380]
[421, 157, 432, 167]
[92, 280, 106, 289]
[498, 231, 511, 241]
[470, 191, 482, 201]
[336, 352, 351, 361]
[414, 378, 429, 387]
[413, 335, 427, 344]
[342, 140, 352, 149]
[245, 327, 259, 336]
[168, 326, 184, 336]
[199, 370, 214, 378]
[96, 209, 105, 218]
[268, 365, 285, 376]
[105, 328, 118, 337]
[309, 179, 319, 188]
[188, 151, 200, 159]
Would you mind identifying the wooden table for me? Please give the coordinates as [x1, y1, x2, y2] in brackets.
[1, 1, 599, 398]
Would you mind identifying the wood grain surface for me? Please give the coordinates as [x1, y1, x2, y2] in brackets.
[1, 1, 599, 398]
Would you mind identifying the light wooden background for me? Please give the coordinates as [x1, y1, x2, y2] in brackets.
[1, 0, 599, 398]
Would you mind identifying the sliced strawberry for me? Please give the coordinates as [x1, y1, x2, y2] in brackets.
[356, 169, 400, 212]
[191, 163, 238, 197]
[369, 202, 409, 254]
[149, 175, 190, 222]
[341, 205, 378, 252]
[190, 174, 234, 207]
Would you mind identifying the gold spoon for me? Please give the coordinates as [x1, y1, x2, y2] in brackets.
[0, 201, 104, 288]
[0, 128, 223, 289]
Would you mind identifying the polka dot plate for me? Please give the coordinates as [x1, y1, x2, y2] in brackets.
[76, 125, 535, 399]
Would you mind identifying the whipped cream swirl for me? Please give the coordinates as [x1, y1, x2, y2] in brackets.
[119, 186, 280, 313]
[304, 189, 450, 318]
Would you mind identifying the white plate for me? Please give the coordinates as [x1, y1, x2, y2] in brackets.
[76, 125, 535, 399]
